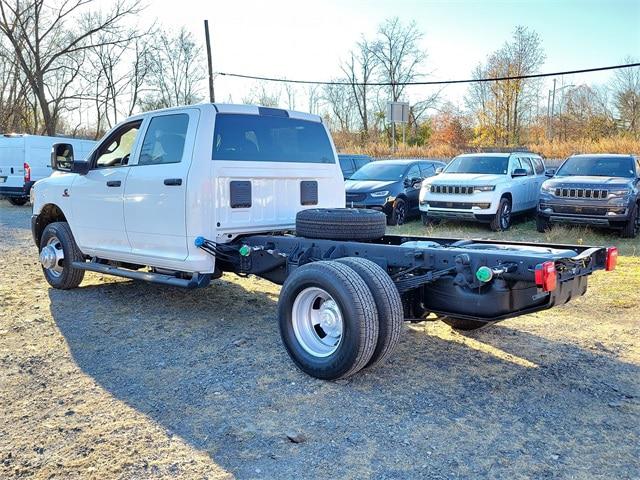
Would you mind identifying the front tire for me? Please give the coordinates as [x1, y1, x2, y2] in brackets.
[8, 197, 28, 206]
[278, 261, 379, 380]
[388, 198, 407, 226]
[39, 222, 85, 289]
[421, 212, 440, 226]
[490, 197, 512, 231]
[536, 214, 551, 233]
[620, 203, 639, 239]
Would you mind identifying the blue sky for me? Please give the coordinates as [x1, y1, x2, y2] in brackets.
[127, 0, 640, 107]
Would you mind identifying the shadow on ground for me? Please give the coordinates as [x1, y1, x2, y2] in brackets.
[48, 277, 639, 479]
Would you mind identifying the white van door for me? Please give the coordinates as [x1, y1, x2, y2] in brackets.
[0, 136, 25, 193]
[123, 110, 199, 261]
[71, 120, 143, 254]
[211, 108, 344, 240]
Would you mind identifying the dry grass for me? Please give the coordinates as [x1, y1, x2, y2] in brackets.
[333, 132, 640, 160]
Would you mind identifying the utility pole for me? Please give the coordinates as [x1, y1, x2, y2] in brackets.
[204, 20, 215, 103]
[546, 89, 551, 140]
[550, 78, 557, 141]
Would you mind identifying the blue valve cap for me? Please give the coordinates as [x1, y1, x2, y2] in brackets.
[194, 236, 206, 247]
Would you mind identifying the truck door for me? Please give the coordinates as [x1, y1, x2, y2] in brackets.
[212, 109, 344, 239]
[520, 157, 536, 209]
[123, 110, 199, 261]
[71, 120, 142, 254]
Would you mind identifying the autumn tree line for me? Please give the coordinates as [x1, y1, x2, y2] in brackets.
[0, 1, 638, 157]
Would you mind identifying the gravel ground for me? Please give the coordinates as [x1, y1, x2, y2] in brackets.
[1, 201, 639, 480]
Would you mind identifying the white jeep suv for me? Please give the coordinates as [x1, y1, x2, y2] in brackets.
[419, 152, 546, 230]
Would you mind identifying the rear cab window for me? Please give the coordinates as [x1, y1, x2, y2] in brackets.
[213, 113, 335, 163]
[532, 157, 545, 174]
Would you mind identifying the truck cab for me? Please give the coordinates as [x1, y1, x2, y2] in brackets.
[31, 104, 345, 273]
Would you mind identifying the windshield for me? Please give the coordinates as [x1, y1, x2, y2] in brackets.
[350, 162, 406, 181]
[444, 156, 509, 175]
[556, 156, 635, 178]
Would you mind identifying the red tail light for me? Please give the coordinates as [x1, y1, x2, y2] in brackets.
[535, 261, 557, 292]
[605, 247, 618, 271]
[23, 162, 31, 183]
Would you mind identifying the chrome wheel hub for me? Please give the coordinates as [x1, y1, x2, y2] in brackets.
[292, 287, 344, 357]
[40, 237, 64, 277]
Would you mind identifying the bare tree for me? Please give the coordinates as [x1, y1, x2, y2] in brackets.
[341, 38, 376, 134]
[284, 81, 297, 110]
[322, 80, 354, 132]
[140, 27, 206, 110]
[370, 17, 425, 102]
[465, 26, 545, 145]
[242, 83, 281, 107]
[87, 34, 152, 136]
[611, 57, 640, 135]
[0, 0, 142, 135]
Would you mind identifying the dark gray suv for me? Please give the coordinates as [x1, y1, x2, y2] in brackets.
[537, 154, 640, 238]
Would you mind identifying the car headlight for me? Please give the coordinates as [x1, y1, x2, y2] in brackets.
[609, 188, 630, 197]
[540, 183, 556, 193]
[473, 185, 496, 192]
[370, 190, 390, 197]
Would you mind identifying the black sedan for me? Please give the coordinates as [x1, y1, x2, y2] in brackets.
[345, 159, 446, 225]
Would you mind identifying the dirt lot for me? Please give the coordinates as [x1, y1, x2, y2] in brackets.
[1, 202, 639, 479]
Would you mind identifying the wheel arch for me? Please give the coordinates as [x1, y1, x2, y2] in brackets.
[33, 203, 68, 247]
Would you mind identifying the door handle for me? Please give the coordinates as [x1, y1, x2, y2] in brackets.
[164, 178, 182, 186]
[106, 180, 121, 187]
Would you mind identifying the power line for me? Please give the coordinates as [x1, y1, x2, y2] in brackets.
[216, 62, 640, 87]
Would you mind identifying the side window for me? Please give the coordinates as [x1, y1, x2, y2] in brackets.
[511, 157, 523, 173]
[521, 158, 534, 175]
[354, 157, 370, 170]
[532, 157, 545, 174]
[407, 165, 421, 180]
[419, 163, 435, 177]
[95, 121, 141, 168]
[339, 157, 354, 176]
[139, 114, 189, 166]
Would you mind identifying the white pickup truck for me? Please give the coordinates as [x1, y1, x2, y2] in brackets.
[31, 104, 615, 380]
[419, 152, 547, 230]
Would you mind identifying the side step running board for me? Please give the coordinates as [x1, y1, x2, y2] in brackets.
[71, 261, 211, 289]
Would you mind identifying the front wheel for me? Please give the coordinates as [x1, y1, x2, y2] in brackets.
[8, 197, 28, 206]
[278, 261, 379, 380]
[421, 212, 440, 226]
[490, 197, 512, 231]
[388, 198, 407, 226]
[536, 214, 551, 233]
[39, 222, 85, 289]
[620, 203, 639, 239]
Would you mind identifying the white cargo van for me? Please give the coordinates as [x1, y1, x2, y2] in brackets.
[0, 134, 96, 205]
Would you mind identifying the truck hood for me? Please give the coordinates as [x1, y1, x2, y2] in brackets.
[426, 173, 505, 185]
[545, 176, 633, 188]
[345, 179, 397, 193]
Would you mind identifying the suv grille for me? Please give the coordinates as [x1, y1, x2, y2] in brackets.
[346, 193, 366, 203]
[430, 185, 474, 195]
[555, 188, 608, 199]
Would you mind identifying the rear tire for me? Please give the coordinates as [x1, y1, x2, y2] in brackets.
[442, 317, 490, 331]
[278, 261, 379, 380]
[336, 257, 403, 368]
[39, 222, 85, 289]
[620, 203, 639, 239]
[536, 214, 551, 233]
[296, 208, 386, 241]
[490, 197, 512, 231]
[8, 197, 28, 206]
[387, 198, 407, 226]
